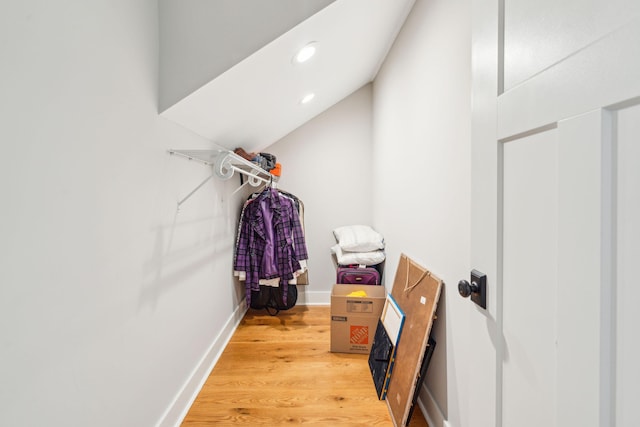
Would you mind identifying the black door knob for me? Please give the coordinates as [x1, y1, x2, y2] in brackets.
[458, 280, 477, 298]
[458, 270, 487, 309]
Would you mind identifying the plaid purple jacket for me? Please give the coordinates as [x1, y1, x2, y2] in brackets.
[234, 188, 308, 304]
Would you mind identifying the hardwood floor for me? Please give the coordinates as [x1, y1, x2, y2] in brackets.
[181, 305, 429, 426]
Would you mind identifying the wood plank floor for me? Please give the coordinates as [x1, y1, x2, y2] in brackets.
[181, 305, 429, 426]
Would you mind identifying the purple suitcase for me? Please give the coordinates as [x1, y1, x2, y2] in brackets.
[337, 266, 380, 285]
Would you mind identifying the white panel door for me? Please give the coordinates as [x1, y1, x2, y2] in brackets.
[502, 129, 559, 427]
[469, 0, 640, 426]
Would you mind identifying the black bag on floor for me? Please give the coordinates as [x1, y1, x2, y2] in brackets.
[250, 284, 298, 316]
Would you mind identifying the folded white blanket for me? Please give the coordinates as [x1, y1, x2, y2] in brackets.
[331, 244, 385, 266]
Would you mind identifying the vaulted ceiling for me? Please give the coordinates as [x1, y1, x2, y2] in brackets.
[159, 0, 416, 153]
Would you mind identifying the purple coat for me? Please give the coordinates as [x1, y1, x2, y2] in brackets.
[234, 188, 308, 304]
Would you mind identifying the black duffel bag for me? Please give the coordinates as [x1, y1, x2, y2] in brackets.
[250, 284, 297, 316]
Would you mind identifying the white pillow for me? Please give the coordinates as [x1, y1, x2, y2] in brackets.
[331, 244, 385, 266]
[333, 224, 384, 252]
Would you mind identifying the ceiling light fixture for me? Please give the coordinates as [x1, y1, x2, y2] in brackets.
[293, 42, 317, 64]
[300, 93, 315, 104]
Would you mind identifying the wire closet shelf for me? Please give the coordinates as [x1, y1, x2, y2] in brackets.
[168, 149, 277, 208]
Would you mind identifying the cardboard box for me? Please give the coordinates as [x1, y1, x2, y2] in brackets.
[330, 284, 387, 354]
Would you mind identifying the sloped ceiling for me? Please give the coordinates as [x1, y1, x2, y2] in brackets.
[160, 0, 416, 153]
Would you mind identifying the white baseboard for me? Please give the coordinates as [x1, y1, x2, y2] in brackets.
[418, 382, 447, 427]
[156, 301, 248, 427]
[297, 289, 331, 305]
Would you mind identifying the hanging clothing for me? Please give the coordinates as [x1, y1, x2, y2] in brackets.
[234, 187, 308, 305]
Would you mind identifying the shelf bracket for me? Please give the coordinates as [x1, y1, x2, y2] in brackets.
[177, 173, 213, 210]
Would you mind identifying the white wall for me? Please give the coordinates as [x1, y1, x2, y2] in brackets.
[0, 1, 245, 426]
[267, 85, 374, 303]
[372, 0, 472, 426]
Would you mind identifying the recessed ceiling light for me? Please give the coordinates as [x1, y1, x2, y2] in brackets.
[300, 93, 315, 104]
[293, 42, 317, 64]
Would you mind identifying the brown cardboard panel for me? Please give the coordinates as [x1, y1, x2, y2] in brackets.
[296, 270, 309, 285]
[385, 254, 442, 427]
